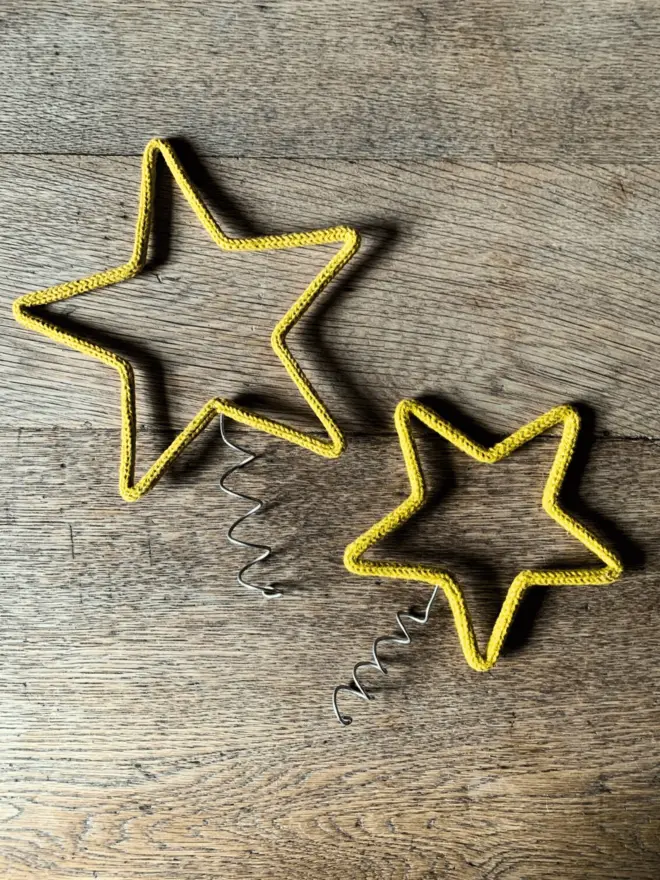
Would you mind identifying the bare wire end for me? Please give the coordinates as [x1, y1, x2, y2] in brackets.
[332, 587, 438, 725]
[219, 414, 281, 599]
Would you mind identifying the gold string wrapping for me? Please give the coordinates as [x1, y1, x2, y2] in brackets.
[344, 399, 623, 671]
[13, 138, 360, 501]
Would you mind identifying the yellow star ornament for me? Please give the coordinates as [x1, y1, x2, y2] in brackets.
[344, 399, 623, 672]
[12, 139, 360, 501]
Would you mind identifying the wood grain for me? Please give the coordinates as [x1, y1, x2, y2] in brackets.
[2, 1, 660, 874]
[3, 155, 660, 438]
[1, 1, 660, 160]
[0, 427, 657, 879]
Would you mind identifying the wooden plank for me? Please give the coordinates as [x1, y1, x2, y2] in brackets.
[0, 428, 657, 878]
[1, 1, 660, 160]
[2, 155, 660, 437]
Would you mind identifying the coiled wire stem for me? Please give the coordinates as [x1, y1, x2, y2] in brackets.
[333, 587, 438, 725]
[219, 414, 281, 599]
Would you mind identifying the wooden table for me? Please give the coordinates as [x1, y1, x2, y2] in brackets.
[0, 2, 658, 878]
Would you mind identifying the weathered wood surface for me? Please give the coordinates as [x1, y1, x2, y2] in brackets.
[2, 1, 660, 160]
[2, 0, 660, 875]
[0, 428, 658, 879]
[3, 155, 660, 437]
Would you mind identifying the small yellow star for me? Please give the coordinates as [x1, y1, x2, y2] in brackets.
[13, 139, 360, 501]
[344, 399, 623, 671]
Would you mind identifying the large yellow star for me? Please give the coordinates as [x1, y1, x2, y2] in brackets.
[13, 139, 360, 501]
[344, 399, 623, 671]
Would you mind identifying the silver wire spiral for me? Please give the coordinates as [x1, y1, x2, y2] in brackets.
[218, 414, 281, 599]
[332, 587, 438, 725]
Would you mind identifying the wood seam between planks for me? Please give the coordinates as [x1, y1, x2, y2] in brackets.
[5, 153, 660, 167]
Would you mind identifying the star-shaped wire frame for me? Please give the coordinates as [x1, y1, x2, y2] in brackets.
[343, 399, 623, 671]
[12, 139, 360, 501]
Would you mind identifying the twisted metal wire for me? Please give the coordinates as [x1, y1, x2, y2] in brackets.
[333, 587, 438, 725]
[219, 415, 281, 599]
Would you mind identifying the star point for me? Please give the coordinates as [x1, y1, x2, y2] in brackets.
[12, 138, 360, 501]
[344, 398, 623, 672]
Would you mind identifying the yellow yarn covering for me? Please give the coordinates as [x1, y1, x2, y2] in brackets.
[12, 139, 360, 501]
[344, 399, 623, 672]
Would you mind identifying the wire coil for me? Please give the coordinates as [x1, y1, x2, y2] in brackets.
[333, 587, 438, 725]
[219, 415, 281, 599]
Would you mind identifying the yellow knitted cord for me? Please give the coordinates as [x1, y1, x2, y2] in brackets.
[344, 399, 623, 672]
[12, 139, 360, 501]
